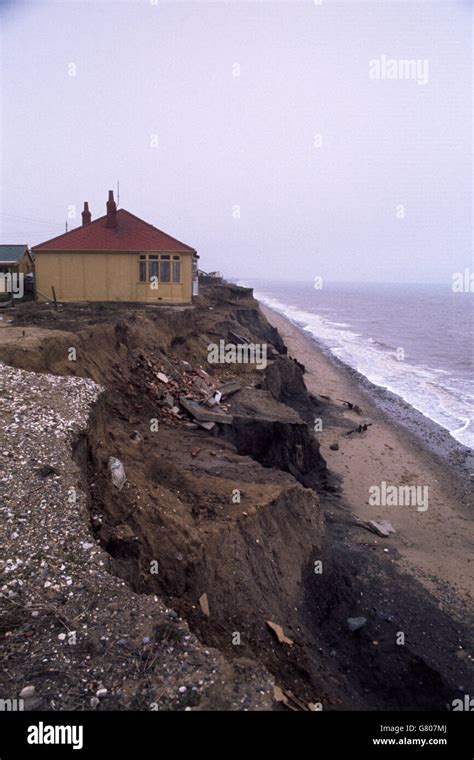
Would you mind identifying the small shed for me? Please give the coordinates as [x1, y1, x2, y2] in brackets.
[0, 245, 33, 296]
[0, 245, 33, 276]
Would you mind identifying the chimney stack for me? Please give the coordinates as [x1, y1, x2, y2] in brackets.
[106, 190, 117, 229]
[81, 201, 91, 226]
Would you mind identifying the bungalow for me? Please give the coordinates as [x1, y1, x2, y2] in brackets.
[0, 244, 33, 275]
[32, 191, 198, 304]
[0, 245, 33, 296]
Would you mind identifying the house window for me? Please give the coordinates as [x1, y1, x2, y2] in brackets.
[139, 255, 147, 282]
[172, 256, 181, 282]
[160, 255, 170, 283]
[148, 255, 158, 281]
[138, 253, 178, 284]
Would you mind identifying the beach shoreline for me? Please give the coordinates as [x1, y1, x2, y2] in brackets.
[258, 300, 474, 475]
[261, 303, 474, 618]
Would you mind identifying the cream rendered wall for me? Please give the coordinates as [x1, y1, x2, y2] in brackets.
[34, 251, 194, 303]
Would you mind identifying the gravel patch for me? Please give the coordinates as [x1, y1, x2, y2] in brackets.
[0, 362, 272, 711]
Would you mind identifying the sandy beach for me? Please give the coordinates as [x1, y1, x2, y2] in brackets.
[262, 304, 474, 621]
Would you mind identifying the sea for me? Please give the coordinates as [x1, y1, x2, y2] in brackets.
[237, 281, 474, 452]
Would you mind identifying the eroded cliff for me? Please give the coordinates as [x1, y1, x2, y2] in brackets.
[1, 283, 467, 711]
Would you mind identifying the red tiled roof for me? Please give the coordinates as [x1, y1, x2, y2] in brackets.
[32, 209, 196, 253]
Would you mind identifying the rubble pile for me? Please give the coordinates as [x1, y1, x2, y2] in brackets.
[129, 352, 242, 429]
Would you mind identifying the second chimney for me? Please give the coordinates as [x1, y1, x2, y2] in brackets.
[106, 190, 117, 229]
[81, 201, 91, 226]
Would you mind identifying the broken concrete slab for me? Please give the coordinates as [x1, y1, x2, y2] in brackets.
[179, 397, 233, 424]
[366, 519, 396, 538]
[218, 381, 242, 399]
[197, 421, 215, 431]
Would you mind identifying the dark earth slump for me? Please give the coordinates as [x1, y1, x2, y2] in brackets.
[5, 283, 473, 710]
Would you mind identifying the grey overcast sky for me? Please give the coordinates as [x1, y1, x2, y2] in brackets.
[0, 0, 472, 283]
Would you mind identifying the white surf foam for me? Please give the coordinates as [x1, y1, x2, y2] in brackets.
[254, 290, 474, 450]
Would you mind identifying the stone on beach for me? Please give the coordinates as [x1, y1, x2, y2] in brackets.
[347, 617, 367, 632]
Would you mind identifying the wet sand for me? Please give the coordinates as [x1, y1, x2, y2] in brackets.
[262, 304, 474, 621]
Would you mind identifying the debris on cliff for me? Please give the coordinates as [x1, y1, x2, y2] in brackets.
[1, 282, 471, 712]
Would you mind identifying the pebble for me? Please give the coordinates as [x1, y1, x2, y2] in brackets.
[20, 685, 35, 699]
[96, 688, 108, 698]
[347, 616, 367, 632]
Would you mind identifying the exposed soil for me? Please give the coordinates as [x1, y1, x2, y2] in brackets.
[0, 284, 472, 711]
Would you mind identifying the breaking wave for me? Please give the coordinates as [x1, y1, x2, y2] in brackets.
[254, 291, 474, 450]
